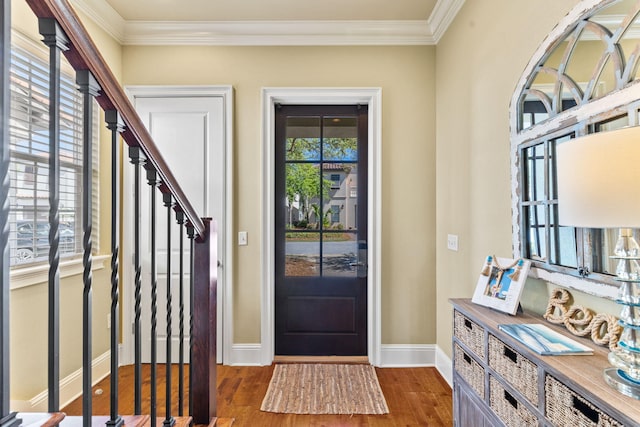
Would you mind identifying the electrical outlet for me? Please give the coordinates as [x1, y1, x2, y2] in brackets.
[107, 314, 111, 329]
[447, 234, 459, 251]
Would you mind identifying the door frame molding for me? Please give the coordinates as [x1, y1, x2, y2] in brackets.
[261, 87, 382, 366]
[121, 85, 234, 365]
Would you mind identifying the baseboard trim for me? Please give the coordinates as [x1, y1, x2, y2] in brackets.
[378, 344, 435, 367]
[10, 350, 111, 412]
[435, 345, 453, 387]
[229, 344, 264, 366]
[227, 343, 450, 371]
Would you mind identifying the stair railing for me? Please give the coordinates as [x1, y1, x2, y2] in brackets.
[0, 0, 218, 426]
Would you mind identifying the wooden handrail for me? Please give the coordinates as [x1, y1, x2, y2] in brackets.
[24, 0, 206, 239]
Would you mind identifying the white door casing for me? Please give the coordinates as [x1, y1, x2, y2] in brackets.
[122, 86, 233, 365]
[261, 87, 382, 366]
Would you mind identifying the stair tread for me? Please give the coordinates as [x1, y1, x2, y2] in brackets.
[17, 412, 65, 427]
[57, 415, 195, 426]
[58, 415, 150, 426]
[17, 413, 231, 427]
[142, 416, 193, 427]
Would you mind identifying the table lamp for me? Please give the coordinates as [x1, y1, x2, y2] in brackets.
[557, 126, 640, 399]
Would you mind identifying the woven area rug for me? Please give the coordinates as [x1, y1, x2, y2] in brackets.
[260, 364, 389, 415]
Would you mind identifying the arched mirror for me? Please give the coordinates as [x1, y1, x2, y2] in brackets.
[511, 0, 640, 298]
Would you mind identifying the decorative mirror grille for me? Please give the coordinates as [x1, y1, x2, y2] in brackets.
[519, 0, 640, 131]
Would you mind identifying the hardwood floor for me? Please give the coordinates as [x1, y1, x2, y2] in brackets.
[62, 364, 453, 426]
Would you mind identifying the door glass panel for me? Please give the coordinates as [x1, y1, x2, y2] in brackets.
[323, 117, 357, 161]
[322, 163, 358, 231]
[285, 163, 321, 230]
[286, 116, 320, 161]
[286, 231, 320, 277]
[323, 232, 358, 277]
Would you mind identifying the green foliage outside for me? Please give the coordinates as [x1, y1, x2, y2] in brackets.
[285, 137, 356, 230]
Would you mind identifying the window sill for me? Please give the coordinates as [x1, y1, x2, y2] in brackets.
[10, 254, 110, 291]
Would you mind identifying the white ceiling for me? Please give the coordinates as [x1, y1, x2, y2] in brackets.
[71, 0, 465, 45]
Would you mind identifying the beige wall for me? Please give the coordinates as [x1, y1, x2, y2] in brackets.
[434, 0, 625, 358]
[9, 1, 121, 402]
[122, 45, 437, 344]
[10, 269, 113, 401]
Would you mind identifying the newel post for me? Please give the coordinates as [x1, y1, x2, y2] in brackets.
[191, 218, 217, 424]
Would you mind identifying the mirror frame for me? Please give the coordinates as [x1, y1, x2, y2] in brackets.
[510, 0, 640, 300]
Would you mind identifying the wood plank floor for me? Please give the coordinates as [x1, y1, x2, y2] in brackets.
[62, 364, 453, 426]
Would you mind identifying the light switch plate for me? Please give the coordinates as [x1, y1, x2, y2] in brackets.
[238, 231, 248, 246]
[447, 234, 459, 251]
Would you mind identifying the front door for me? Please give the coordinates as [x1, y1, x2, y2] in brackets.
[275, 104, 368, 356]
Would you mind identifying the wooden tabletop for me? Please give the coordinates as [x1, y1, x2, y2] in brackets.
[450, 298, 640, 423]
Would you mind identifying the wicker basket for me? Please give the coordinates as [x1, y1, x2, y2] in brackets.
[454, 343, 485, 399]
[454, 310, 485, 359]
[489, 375, 538, 427]
[489, 334, 539, 406]
[545, 375, 623, 427]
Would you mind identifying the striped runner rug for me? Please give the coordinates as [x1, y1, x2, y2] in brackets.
[260, 364, 389, 415]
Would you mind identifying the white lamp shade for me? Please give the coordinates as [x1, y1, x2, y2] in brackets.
[556, 126, 640, 228]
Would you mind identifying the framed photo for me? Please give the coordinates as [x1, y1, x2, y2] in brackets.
[471, 256, 531, 315]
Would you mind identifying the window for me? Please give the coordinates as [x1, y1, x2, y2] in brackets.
[9, 43, 99, 266]
[512, 0, 640, 288]
[330, 173, 340, 189]
[330, 205, 340, 223]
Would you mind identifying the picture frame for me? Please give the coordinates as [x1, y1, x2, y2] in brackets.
[471, 255, 531, 315]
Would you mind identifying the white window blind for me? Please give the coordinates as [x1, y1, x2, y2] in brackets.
[9, 44, 100, 266]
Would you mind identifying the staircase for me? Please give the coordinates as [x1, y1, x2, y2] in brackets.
[0, 0, 223, 425]
[12, 413, 232, 427]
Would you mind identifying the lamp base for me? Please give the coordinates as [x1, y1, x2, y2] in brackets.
[604, 367, 640, 399]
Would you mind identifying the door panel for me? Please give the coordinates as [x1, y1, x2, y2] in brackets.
[275, 105, 368, 356]
[287, 297, 356, 333]
[134, 96, 225, 363]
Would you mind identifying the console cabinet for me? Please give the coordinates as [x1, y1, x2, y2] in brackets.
[450, 298, 640, 426]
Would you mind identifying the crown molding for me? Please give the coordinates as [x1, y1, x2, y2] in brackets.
[70, 0, 465, 46]
[428, 0, 466, 43]
[69, 0, 126, 42]
[123, 20, 434, 46]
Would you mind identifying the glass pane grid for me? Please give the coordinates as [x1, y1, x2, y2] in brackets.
[284, 113, 360, 277]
